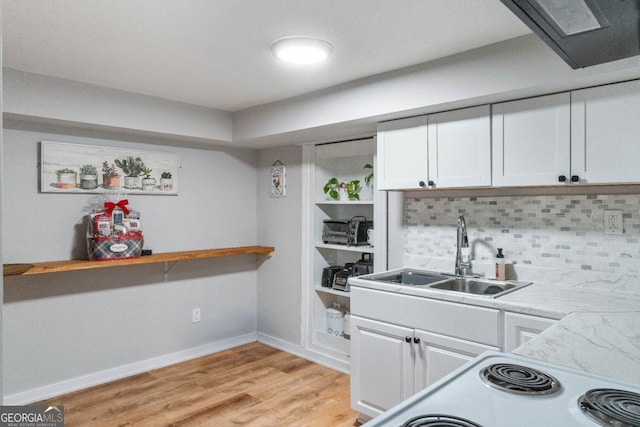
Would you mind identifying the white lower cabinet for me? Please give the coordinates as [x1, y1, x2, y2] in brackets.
[504, 312, 556, 352]
[351, 314, 499, 420]
[414, 329, 498, 391]
[350, 316, 414, 418]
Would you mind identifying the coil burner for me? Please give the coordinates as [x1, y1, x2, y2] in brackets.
[402, 414, 483, 427]
[479, 363, 561, 396]
[579, 388, 640, 427]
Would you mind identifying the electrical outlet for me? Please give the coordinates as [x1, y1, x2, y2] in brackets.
[604, 209, 623, 235]
[192, 308, 201, 323]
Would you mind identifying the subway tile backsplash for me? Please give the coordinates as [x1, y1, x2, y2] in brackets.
[403, 194, 640, 289]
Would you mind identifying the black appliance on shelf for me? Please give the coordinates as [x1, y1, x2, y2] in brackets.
[321, 266, 342, 288]
[322, 216, 373, 246]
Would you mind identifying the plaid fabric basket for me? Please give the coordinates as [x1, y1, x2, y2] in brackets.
[87, 235, 144, 261]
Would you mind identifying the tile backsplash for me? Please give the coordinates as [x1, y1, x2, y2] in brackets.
[404, 194, 640, 288]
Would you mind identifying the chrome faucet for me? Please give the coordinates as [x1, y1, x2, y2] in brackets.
[455, 215, 471, 276]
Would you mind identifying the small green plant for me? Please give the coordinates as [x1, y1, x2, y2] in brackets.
[115, 156, 144, 177]
[56, 168, 76, 174]
[364, 163, 374, 187]
[140, 165, 153, 179]
[79, 164, 97, 175]
[161, 171, 172, 179]
[102, 161, 119, 177]
[323, 178, 361, 200]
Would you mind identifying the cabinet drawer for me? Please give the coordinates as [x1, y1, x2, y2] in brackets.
[351, 287, 500, 346]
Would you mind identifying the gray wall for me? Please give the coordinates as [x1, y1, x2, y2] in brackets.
[256, 146, 303, 348]
[2, 128, 259, 402]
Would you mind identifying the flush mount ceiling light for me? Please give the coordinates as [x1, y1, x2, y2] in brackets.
[271, 36, 333, 64]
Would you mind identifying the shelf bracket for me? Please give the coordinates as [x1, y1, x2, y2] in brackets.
[164, 260, 180, 281]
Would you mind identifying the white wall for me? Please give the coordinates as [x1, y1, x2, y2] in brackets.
[3, 68, 233, 145]
[2, 128, 259, 403]
[0, 1, 5, 402]
[256, 146, 303, 350]
[233, 35, 640, 145]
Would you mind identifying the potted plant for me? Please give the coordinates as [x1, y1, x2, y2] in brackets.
[140, 165, 156, 191]
[115, 156, 143, 189]
[364, 163, 374, 187]
[79, 164, 98, 190]
[160, 171, 173, 191]
[323, 178, 361, 201]
[102, 161, 121, 189]
[55, 168, 77, 189]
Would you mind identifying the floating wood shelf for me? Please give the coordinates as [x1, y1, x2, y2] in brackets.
[3, 246, 274, 277]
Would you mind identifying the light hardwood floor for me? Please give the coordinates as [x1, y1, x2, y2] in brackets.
[36, 342, 360, 426]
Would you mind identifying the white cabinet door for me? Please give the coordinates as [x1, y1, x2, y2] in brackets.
[414, 329, 499, 392]
[571, 80, 640, 184]
[377, 116, 429, 190]
[350, 316, 415, 419]
[504, 312, 556, 352]
[492, 93, 571, 187]
[427, 105, 491, 188]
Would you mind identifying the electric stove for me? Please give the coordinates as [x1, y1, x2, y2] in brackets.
[363, 351, 640, 427]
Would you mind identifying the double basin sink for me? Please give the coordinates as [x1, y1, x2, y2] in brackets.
[362, 269, 531, 298]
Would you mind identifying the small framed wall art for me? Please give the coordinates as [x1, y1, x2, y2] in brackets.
[270, 161, 286, 198]
[40, 141, 180, 195]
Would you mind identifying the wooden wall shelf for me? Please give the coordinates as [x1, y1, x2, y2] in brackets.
[3, 246, 274, 277]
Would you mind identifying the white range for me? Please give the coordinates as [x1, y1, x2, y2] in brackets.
[363, 351, 640, 427]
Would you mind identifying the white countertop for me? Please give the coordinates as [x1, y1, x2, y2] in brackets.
[349, 270, 640, 384]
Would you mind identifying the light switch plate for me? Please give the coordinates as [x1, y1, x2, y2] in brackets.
[604, 209, 623, 235]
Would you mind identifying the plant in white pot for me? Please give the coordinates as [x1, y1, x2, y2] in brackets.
[140, 165, 156, 191]
[323, 178, 361, 201]
[160, 171, 173, 191]
[115, 156, 143, 189]
[79, 164, 98, 190]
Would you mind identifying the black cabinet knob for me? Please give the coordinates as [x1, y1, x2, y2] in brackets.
[413, 337, 421, 344]
[405, 336, 412, 343]
[558, 175, 567, 182]
[428, 180, 435, 187]
[419, 181, 426, 188]
[571, 175, 580, 182]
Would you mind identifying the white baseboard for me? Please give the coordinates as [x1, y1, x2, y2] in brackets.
[257, 332, 350, 374]
[4, 333, 258, 405]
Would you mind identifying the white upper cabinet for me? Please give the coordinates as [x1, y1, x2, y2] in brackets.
[571, 80, 640, 184]
[377, 106, 491, 190]
[428, 105, 491, 188]
[492, 93, 571, 187]
[377, 116, 429, 190]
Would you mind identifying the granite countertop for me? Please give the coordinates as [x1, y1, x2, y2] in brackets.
[349, 269, 640, 384]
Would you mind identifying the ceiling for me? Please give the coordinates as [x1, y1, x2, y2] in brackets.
[2, 1, 531, 113]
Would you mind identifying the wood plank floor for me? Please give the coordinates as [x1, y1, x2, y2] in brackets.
[35, 342, 361, 426]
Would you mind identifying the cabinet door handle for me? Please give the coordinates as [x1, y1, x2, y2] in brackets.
[419, 181, 426, 188]
[413, 337, 421, 344]
[558, 175, 567, 182]
[571, 175, 580, 182]
[428, 180, 435, 187]
[405, 336, 412, 343]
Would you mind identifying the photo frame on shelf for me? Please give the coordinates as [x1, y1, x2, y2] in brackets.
[40, 141, 180, 195]
[270, 160, 286, 198]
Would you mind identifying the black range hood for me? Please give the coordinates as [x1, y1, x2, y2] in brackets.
[500, 0, 640, 68]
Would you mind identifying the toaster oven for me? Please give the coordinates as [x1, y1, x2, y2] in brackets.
[322, 216, 373, 246]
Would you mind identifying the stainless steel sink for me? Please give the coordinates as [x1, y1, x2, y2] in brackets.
[362, 268, 531, 298]
[429, 277, 524, 298]
[366, 269, 448, 286]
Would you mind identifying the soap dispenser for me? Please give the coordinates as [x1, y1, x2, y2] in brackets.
[495, 248, 506, 280]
